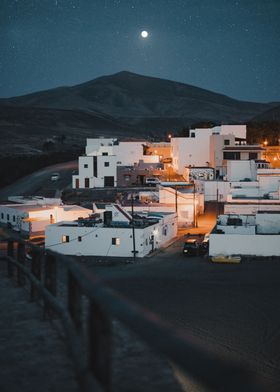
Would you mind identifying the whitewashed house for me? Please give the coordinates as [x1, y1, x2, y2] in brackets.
[0, 202, 91, 237]
[209, 212, 280, 257]
[171, 125, 247, 175]
[72, 138, 159, 189]
[45, 204, 177, 258]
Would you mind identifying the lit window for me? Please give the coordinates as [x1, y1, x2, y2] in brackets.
[112, 237, 120, 245]
[78, 236, 82, 242]
[104, 162, 110, 167]
[62, 235, 69, 243]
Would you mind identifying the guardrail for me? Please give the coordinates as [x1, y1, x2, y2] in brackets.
[0, 228, 267, 392]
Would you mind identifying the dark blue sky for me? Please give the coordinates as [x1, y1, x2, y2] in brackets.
[1, 0, 279, 102]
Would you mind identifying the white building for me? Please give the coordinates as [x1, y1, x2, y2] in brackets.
[209, 212, 280, 257]
[72, 138, 159, 189]
[197, 160, 272, 202]
[0, 202, 91, 237]
[45, 204, 177, 258]
[171, 125, 247, 174]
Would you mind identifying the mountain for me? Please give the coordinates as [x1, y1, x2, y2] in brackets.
[0, 71, 278, 155]
[251, 104, 280, 122]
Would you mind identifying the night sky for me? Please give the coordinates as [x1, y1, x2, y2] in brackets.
[1, 0, 279, 102]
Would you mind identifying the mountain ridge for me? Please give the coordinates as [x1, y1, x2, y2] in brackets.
[0, 71, 279, 155]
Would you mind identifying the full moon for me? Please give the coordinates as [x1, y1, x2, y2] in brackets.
[141, 30, 148, 38]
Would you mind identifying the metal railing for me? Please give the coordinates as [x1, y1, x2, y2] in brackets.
[0, 228, 267, 392]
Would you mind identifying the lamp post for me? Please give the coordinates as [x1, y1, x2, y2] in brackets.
[131, 195, 136, 261]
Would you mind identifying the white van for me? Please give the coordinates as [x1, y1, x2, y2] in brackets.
[145, 177, 161, 186]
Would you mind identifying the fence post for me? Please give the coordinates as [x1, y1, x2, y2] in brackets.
[7, 240, 14, 277]
[68, 271, 83, 333]
[88, 300, 112, 392]
[44, 253, 57, 319]
[30, 250, 42, 302]
[17, 242, 25, 286]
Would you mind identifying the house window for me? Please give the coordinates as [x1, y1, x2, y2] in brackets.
[112, 237, 120, 245]
[7, 214, 9, 221]
[104, 162, 109, 167]
[223, 152, 240, 160]
[62, 235, 69, 243]
[102, 152, 108, 156]
[78, 236, 82, 242]
[224, 139, 230, 145]
[249, 152, 258, 160]
[13, 215, 16, 222]
[1, 213, 3, 219]
[190, 132, 195, 138]
[84, 164, 88, 168]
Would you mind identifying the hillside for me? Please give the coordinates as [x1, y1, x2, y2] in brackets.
[0, 71, 278, 155]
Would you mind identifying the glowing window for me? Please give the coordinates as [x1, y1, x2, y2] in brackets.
[112, 237, 120, 245]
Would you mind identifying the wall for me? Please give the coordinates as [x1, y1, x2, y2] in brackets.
[209, 233, 280, 256]
[256, 213, 280, 234]
[45, 215, 177, 257]
[220, 125, 247, 139]
[0, 205, 27, 229]
[224, 203, 280, 215]
[227, 160, 257, 181]
[114, 142, 145, 166]
[85, 138, 116, 155]
[75, 155, 117, 188]
[209, 134, 235, 174]
[171, 133, 211, 174]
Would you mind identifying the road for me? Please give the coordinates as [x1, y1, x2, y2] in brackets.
[82, 242, 280, 391]
[0, 161, 77, 200]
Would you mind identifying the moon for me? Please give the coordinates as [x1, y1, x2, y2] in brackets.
[141, 30, 148, 38]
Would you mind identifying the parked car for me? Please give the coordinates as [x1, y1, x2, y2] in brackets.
[183, 239, 200, 256]
[145, 177, 161, 186]
[50, 172, 60, 181]
[201, 233, 210, 251]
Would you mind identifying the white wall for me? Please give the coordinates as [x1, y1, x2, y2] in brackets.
[45, 214, 177, 258]
[256, 213, 280, 234]
[75, 155, 117, 188]
[114, 142, 145, 166]
[220, 125, 247, 139]
[227, 160, 257, 181]
[224, 203, 280, 215]
[85, 138, 116, 155]
[0, 205, 27, 229]
[171, 134, 211, 174]
[209, 233, 280, 256]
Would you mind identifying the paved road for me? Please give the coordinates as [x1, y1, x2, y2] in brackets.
[0, 161, 77, 200]
[82, 243, 280, 392]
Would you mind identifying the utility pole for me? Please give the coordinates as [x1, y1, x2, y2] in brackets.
[131, 194, 136, 261]
[193, 182, 197, 228]
[216, 187, 219, 218]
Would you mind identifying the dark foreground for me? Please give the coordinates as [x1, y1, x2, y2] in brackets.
[82, 244, 280, 391]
